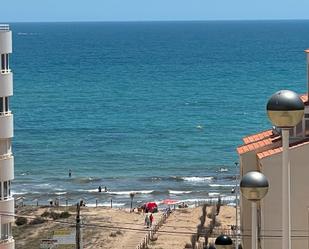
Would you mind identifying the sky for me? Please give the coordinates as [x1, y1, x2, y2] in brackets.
[1, 0, 309, 22]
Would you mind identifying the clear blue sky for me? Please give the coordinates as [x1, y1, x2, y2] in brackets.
[2, 0, 309, 22]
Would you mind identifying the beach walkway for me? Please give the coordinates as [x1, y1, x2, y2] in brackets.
[122, 229, 148, 249]
[146, 207, 203, 249]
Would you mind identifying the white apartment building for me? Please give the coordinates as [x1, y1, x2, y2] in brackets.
[0, 24, 15, 249]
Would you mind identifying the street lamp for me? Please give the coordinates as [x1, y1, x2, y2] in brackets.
[267, 90, 304, 249]
[240, 171, 269, 249]
[234, 161, 239, 249]
[215, 234, 233, 249]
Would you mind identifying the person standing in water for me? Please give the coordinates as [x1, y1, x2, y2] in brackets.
[68, 169, 72, 178]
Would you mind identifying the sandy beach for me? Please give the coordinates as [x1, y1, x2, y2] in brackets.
[13, 204, 235, 249]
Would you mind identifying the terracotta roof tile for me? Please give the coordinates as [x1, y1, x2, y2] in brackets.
[300, 94, 308, 105]
[243, 130, 274, 145]
[237, 138, 275, 155]
[257, 138, 309, 159]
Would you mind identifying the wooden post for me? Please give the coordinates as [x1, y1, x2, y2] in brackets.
[110, 198, 113, 208]
[76, 203, 81, 249]
[96, 199, 98, 208]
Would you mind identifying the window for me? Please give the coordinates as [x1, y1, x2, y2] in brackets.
[295, 121, 303, 137]
[0, 97, 9, 114]
[0, 54, 4, 70]
[0, 54, 9, 71]
[0, 139, 12, 156]
[1, 223, 11, 240]
[5, 97, 8, 112]
[0, 98, 3, 113]
[4, 181, 8, 199]
[305, 119, 309, 136]
[3, 181, 11, 199]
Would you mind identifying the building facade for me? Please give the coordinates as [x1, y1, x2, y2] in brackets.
[237, 51, 309, 249]
[0, 24, 15, 249]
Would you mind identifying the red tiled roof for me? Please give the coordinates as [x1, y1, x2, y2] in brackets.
[257, 138, 309, 159]
[237, 136, 280, 155]
[239, 93, 308, 157]
[300, 94, 308, 103]
[243, 130, 274, 145]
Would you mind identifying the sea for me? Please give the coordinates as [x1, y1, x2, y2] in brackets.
[9, 20, 309, 207]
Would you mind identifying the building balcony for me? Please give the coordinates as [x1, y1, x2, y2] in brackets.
[0, 238, 14, 249]
[0, 72, 13, 97]
[0, 114, 13, 139]
[0, 156, 14, 181]
[0, 69, 11, 74]
[0, 198, 14, 223]
[0, 25, 9, 31]
[0, 30, 12, 54]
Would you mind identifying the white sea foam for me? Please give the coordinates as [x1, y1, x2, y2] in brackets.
[169, 190, 192, 194]
[87, 189, 100, 193]
[12, 191, 28, 195]
[178, 195, 236, 204]
[209, 184, 235, 187]
[55, 192, 67, 195]
[227, 202, 236, 206]
[109, 190, 154, 195]
[178, 198, 210, 203]
[182, 177, 213, 182]
[36, 183, 52, 188]
[208, 192, 220, 196]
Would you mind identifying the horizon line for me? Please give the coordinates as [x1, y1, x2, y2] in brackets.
[1, 18, 309, 24]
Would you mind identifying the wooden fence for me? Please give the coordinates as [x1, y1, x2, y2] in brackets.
[136, 210, 171, 249]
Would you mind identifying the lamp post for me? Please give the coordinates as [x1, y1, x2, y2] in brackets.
[267, 90, 304, 249]
[215, 234, 233, 249]
[234, 161, 239, 249]
[240, 171, 269, 249]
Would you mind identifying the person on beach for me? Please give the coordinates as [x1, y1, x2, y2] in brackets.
[98, 186, 102, 192]
[144, 214, 150, 228]
[104, 186, 107, 192]
[68, 169, 72, 178]
[149, 213, 154, 227]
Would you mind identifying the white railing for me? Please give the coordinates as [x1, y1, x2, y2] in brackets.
[0, 111, 12, 116]
[0, 69, 11, 74]
[0, 25, 9, 31]
[0, 236, 14, 244]
[0, 153, 12, 160]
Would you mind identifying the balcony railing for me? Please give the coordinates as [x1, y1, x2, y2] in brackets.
[0, 153, 12, 160]
[0, 237, 14, 244]
[0, 69, 11, 74]
[0, 111, 11, 116]
[0, 25, 9, 31]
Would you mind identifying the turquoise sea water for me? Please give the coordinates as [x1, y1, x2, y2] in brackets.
[9, 21, 309, 206]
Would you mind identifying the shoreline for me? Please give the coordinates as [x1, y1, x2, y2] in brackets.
[13, 204, 236, 249]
